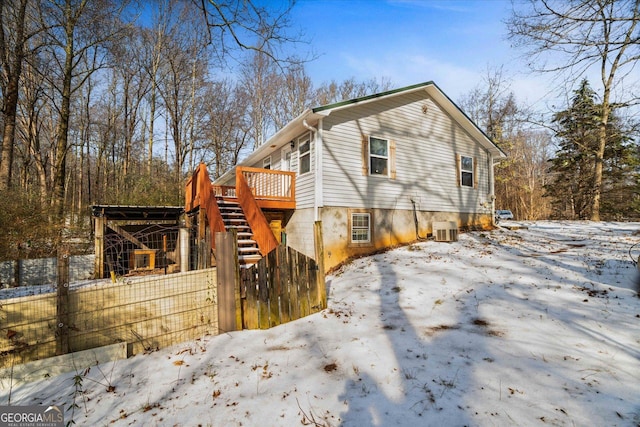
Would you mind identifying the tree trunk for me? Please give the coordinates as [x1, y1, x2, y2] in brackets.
[148, 81, 156, 175]
[0, 0, 28, 190]
[52, 9, 75, 223]
[591, 75, 613, 221]
[0, 108, 18, 190]
[123, 75, 130, 181]
[591, 117, 607, 221]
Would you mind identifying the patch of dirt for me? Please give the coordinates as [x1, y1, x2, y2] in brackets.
[574, 286, 609, 298]
[472, 318, 505, 337]
[424, 324, 460, 336]
[472, 318, 489, 327]
[267, 345, 292, 351]
[324, 363, 337, 373]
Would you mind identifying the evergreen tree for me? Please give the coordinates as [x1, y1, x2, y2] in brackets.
[600, 114, 640, 219]
[547, 79, 639, 219]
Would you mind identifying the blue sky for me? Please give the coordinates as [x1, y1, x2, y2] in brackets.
[287, 0, 553, 107]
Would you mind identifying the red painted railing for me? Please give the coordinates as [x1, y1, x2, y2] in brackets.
[185, 163, 225, 247]
[238, 166, 295, 199]
[236, 169, 279, 256]
[185, 163, 296, 256]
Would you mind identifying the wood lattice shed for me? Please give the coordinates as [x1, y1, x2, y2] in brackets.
[91, 205, 187, 279]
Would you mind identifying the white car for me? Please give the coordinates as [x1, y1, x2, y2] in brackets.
[495, 210, 514, 220]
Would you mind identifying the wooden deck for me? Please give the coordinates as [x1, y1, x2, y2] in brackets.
[185, 163, 295, 261]
[214, 166, 295, 210]
[186, 165, 296, 212]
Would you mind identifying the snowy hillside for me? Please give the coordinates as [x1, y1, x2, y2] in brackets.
[2, 221, 639, 426]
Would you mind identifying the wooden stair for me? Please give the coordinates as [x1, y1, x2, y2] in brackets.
[217, 198, 262, 266]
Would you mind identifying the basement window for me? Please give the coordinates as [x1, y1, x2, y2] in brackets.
[350, 210, 372, 244]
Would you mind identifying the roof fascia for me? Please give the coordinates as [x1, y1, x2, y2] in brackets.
[312, 81, 435, 114]
[214, 109, 325, 184]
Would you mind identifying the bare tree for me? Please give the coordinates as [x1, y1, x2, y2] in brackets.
[511, 129, 552, 219]
[200, 79, 250, 177]
[508, 0, 640, 220]
[110, 27, 150, 186]
[15, 43, 48, 204]
[313, 77, 393, 106]
[239, 50, 279, 148]
[0, 0, 41, 190]
[76, 55, 95, 207]
[91, 75, 119, 204]
[157, 3, 209, 187]
[195, 0, 301, 64]
[459, 68, 552, 219]
[195, 0, 310, 149]
[459, 68, 518, 146]
[272, 61, 313, 129]
[141, 0, 173, 176]
[40, 0, 130, 221]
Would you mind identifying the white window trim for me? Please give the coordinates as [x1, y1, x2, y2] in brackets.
[263, 156, 271, 170]
[349, 210, 373, 245]
[298, 133, 311, 175]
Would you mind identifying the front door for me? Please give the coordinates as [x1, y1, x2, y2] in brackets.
[281, 147, 292, 171]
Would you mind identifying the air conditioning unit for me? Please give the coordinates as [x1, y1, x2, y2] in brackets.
[432, 221, 459, 242]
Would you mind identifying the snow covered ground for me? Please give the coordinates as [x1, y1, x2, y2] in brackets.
[2, 221, 639, 426]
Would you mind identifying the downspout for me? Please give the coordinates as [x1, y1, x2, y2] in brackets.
[410, 198, 422, 240]
[490, 154, 499, 226]
[303, 119, 321, 222]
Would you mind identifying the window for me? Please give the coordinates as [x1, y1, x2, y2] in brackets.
[263, 156, 271, 170]
[299, 134, 310, 174]
[350, 211, 371, 244]
[460, 155, 474, 187]
[347, 209, 374, 247]
[362, 135, 396, 179]
[369, 136, 388, 176]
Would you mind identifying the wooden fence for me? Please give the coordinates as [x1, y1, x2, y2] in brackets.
[240, 245, 324, 329]
[1, 225, 325, 370]
[216, 222, 326, 330]
[0, 268, 218, 369]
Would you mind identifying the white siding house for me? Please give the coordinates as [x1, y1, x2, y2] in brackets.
[214, 82, 506, 271]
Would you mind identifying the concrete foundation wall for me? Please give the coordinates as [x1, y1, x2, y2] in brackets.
[282, 205, 492, 272]
[282, 208, 316, 259]
[319, 206, 492, 271]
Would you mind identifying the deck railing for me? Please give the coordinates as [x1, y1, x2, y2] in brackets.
[187, 165, 296, 210]
[210, 168, 295, 209]
[238, 167, 295, 204]
[212, 185, 236, 198]
[185, 163, 296, 262]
